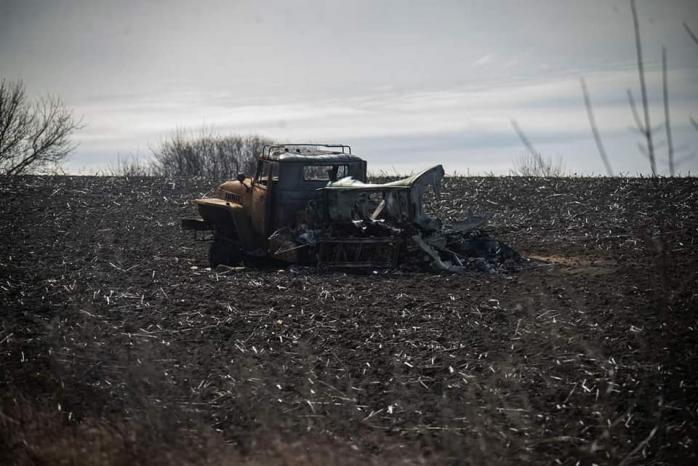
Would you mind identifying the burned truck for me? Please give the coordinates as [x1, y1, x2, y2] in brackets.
[182, 144, 518, 272]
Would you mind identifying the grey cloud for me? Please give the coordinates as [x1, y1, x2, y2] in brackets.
[1, 0, 697, 175]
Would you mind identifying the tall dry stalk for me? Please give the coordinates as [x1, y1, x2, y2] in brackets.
[684, 22, 698, 46]
[510, 118, 539, 158]
[580, 77, 613, 176]
[630, 0, 656, 176]
[661, 47, 675, 176]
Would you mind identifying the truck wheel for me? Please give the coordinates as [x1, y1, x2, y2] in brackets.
[208, 238, 241, 267]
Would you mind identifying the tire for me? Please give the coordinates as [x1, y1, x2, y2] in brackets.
[208, 238, 242, 267]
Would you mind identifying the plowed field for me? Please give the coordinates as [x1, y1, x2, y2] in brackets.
[1, 175, 697, 465]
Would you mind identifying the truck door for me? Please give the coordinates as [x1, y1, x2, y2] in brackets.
[250, 160, 277, 238]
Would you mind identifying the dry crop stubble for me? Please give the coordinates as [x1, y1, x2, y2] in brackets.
[1, 175, 696, 465]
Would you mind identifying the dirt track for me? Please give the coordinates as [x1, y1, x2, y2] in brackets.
[1, 175, 697, 465]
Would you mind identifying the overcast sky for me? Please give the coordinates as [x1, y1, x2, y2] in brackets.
[1, 0, 697, 175]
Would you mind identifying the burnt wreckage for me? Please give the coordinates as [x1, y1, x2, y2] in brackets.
[182, 144, 519, 271]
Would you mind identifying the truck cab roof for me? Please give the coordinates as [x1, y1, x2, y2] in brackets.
[260, 144, 365, 164]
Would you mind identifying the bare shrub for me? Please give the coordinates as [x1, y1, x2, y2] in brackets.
[509, 119, 566, 177]
[0, 79, 82, 175]
[104, 154, 159, 177]
[152, 129, 273, 179]
[510, 153, 566, 177]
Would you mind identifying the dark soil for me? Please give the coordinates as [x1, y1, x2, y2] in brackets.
[1, 175, 697, 465]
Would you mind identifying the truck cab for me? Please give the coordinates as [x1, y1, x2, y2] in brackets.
[184, 144, 367, 265]
[253, 145, 366, 236]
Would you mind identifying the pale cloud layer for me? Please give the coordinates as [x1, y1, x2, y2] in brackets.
[1, 0, 697, 175]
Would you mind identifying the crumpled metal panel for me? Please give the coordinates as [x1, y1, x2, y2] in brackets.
[321, 165, 445, 227]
